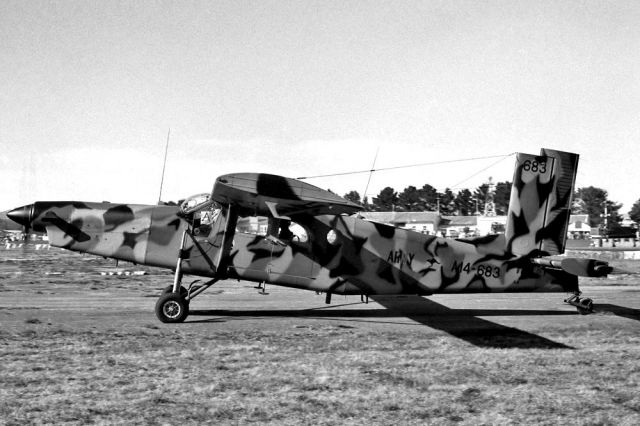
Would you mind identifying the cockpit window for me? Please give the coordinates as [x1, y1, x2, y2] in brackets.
[199, 208, 220, 226]
[180, 193, 212, 214]
[235, 215, 308, 243]
[181, 193, 221, 237]
[236, 216, 268, 236]
[289, 222, 308, 243]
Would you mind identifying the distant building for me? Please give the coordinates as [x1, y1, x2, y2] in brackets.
[620, 213, 636, 228]
[567, 214, 590, 239]
[476, 215, 508, 236]
[360, 211, 588, 239]
[440, 215, 480, 238]
[358, 212, 440, 235]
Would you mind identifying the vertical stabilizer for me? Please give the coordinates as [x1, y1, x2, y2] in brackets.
[505, 149, 579, 256]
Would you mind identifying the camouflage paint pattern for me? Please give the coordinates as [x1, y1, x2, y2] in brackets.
[226, 212, 577, 296]
[8, 148, 584, 297]
[15, 201, 188, 270]
[505, 149, 578, 257]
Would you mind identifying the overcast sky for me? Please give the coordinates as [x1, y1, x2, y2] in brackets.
[2, 1, 639, 212]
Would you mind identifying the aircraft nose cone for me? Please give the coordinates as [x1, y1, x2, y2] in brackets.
[6, 204, 34, 228]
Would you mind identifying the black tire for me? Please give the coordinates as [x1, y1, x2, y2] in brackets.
[162, 285, 188, 296]
[576, 298, 594, 315]
[155, 293, 189, 323]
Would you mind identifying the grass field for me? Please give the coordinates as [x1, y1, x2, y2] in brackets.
[2, 321, 640, 425]
[1, 245, 640, 425]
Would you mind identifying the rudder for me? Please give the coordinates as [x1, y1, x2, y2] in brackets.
[505, 148, 579, 256]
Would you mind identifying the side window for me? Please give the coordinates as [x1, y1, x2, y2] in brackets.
[273, 219, 309, 244]
[193, 207, 220, 236]
[236, 216, 268, 236]
[179, 193, 221, 237]
[235, 215, 308, 243]
[289, 222, 308, 243]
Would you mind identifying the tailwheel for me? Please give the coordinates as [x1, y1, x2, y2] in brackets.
[576, 298, 594, 315]
[564, 292, 594, 315]
[155, 293, 190, 323]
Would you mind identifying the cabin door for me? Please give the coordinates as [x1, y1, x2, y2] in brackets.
[185, 204, 237, 276]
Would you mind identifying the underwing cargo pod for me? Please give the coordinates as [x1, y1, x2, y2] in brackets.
[7, 149, 620, 323]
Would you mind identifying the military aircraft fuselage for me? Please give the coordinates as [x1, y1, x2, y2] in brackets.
[10, 200, 576, 297]
[226, 213, 576, 296]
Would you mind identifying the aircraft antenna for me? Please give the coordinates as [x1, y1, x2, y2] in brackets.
[158, 128, 171, 204]
[362, 147, 379, 207]
[297, 153, 514, 180]
[448, 153, 515, 190]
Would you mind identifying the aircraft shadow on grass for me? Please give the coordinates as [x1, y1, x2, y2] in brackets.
[188, 295, 575, 349]
[594, 304, 640, 322]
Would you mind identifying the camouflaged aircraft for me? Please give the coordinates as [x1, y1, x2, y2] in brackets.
[8, 148, 616, 323]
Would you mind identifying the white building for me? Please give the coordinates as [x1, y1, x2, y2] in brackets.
[360, 211, 587, 239]
[358, 212, 441, 235]
[567, 214, 590, 239]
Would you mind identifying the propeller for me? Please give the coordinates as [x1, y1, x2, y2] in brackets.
[6, 204, 33, 240]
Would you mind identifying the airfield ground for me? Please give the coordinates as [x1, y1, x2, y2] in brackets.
[1, 245, 640, 425]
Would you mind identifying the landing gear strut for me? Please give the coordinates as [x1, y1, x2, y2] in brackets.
[154, 229, 222, 323]
[564, 291, 594, 315]
[162, 285, 187, 295]
[155, 229, 191, 323]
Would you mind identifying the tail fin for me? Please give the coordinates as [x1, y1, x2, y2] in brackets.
[505, 148, 579, 257]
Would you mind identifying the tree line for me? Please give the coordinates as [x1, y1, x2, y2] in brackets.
[342, 184, 638, 236]
[343, 182, 511, 216]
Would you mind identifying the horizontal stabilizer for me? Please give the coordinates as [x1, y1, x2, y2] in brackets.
[560, 258, 612, 277]
[531, 257, 614, 277]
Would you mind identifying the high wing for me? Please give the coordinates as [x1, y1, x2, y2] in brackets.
[211, 173, 362, 218]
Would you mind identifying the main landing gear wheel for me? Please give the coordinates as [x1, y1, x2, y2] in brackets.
[155, 293, 189, 323]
